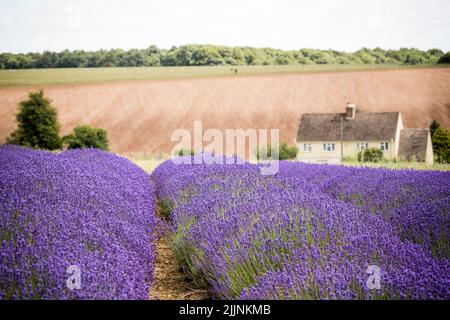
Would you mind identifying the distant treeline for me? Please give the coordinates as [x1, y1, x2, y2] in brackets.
[1, 45, 449, 69]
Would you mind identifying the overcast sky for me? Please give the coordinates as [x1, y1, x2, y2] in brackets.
[1, 0, 449, 53]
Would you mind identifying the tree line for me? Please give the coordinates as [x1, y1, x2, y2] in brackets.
[1, 45, 449, 69]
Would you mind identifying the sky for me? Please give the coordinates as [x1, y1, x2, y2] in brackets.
[0, 0, 449, 53]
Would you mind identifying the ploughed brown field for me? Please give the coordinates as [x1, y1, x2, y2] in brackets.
[1, 67, 449, 156]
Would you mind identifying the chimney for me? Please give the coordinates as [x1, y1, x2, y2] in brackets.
[346, 103, 356, 120]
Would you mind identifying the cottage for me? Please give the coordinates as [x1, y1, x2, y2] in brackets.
[296, 104, 433, 164]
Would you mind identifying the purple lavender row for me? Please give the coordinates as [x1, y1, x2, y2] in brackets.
[0, 146, 157, 300]
[152, 157, 449, 299]
[276, 162, 450, 259]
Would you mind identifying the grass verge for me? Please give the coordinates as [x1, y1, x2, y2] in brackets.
[1, 64, 448, 87]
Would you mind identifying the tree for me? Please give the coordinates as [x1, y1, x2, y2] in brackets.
[63, 125, 109, 150]
[160, 51, 177, 66]
[437, 52, 450, 64]
[55, 50, 86, 68]
[427, 49, 444, 64]
[36, 51, 57, 68]
[405, 52, 426, 65]
[5, 57, 20, 69]
[431, 127, 450, 164]
[430, 120, 440, 138]
[6, 90, 62, 150]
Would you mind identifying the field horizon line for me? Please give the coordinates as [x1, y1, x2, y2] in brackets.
[1, 64, 449, 88]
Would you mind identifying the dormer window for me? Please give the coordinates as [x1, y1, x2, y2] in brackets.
[346, 103, 356, 120]
[380, 142, 389, 151]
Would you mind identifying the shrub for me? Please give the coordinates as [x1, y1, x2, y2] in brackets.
[0, 146, 157, 299]
[358, 148, 383, 162]
[6, 90, 62, 150]
[63, 125, 109, 150]
[280, 142, 299, 160]
[432, 128, 450, 164]
[430, 120, 440, 138]
[177, 149, 195, 156]
[437, 52, 450, 64]
[257, 142, 298, 160]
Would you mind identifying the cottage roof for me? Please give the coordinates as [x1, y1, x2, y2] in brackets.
[297, 111, 400, 142]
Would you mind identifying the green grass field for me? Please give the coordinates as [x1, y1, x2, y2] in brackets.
[0, 64, 446, 87]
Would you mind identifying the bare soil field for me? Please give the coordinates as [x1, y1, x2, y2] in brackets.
[1, 68, 449, 156]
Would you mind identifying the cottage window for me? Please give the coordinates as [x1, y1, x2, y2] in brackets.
[303, 143, 312, 152]
[357, 142, 368, 151]
[323, 143, 335, 152]
[381, 142, 389, 151]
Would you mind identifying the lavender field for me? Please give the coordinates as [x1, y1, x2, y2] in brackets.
[0, 146, 157, 299]
[152, 156, 450, 299]
[1, 148, 449, 300]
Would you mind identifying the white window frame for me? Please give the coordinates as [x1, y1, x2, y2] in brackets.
[357, 142, 369, 151]
[380, 142, 389, 151]
[303, 143, 312, 152]
[323, 143, 335, 152]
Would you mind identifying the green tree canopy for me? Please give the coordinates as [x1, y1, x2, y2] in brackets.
[437, 52, 450, 64]
[430, 120, 440, 138]
[257, 142, 298, 160]
[0, 45, 446, 69]
[431, 127, 450, 164]
[358, 148, 383, 162]
[6, 90, 62, 150]
[63, 125, 109, 150]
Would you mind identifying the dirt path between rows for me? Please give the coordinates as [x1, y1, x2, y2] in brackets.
[150, 206, 210, 300]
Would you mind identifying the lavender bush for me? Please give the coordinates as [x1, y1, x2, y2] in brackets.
[152, 157, 450, 300]
[0, 145, 157, 299]
[276, 162, 450, 259]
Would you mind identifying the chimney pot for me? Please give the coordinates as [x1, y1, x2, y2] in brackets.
[346, 103, 356, 120]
